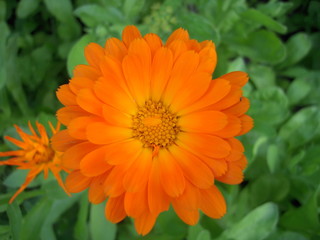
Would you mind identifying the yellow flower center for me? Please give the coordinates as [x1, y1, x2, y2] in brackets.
[132, 100, 180, 150]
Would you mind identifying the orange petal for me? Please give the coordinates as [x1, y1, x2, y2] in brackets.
[62, 141, 99, 169]
[179, 111, 228, 133]
[213, 114, 241, 138]
[134, 212, 158, 236]
[104, 165, 127, 197]
[237, 115, 254, 136]
[56, 84, 77, 106]
[170, 146, 214, 189]
[219, 71, 249, 87]
[180, 79, 231, 115]
[57, 106, 89, 125]
[88, 174, 108, 204]
[166, 28, 189, 46]
[144, 33, 163, 57]
[223, 97, 250, 116]
[73, 64, 100, 79]
[198, 44, 217, 73]
[123, 149, 152, 192]
[69, 77, 95, 94]
[84, 43, 104, 68]
[102, 103, 131, 128]
[86, 122, 131, 145]
[209, 86, 242, 111]
[172, 202, 199, 225]
[51, 130, 83, 152]
[93, 79, 136, 115]
[65, 170, 91, 193]
[170, 71, 212, 113]
[199, 185, 226, 218]
[148, 159, 170, 214]
[225, 138, 244, 162]
[124, 187, 148, 218]
[172, 180, 200, 211]
[76, 88, 103, 116]
[163, 51, 199, 105]
[80, 146, 113, 177]
[105, 194, 127, 223]
[186, 39, 201, 52]
[123, 38, 151, 105]
[122, 25, 142, 47]
[216, 163, 244, 184]
[167, 40, 188, 61]
[150, 47, 174, 101]
[104, 37, 127, 61]
[201, 156, 227, 177]
[68, 116, 99, 140]
[158, 150, 185, 197]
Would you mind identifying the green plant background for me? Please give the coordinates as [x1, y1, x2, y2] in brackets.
[0, 0, 319, 239]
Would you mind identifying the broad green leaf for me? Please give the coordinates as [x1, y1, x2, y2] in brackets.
[123, 0, 146, 21]
[257, 1, 293, 18]
[196, 230, 211, 240]
[187, 224, 206, 240]
[265, 230, 308, 240]
[67, 34, 93, 77]
[7, 202, 22, 240]
[44, 0, 73, 22]
[20, 198, 53, 240]
[287, 78, 311, 106]
[227, 57, 247, 72]
[218, 202, 279, 240]
[249, 64, 275, 89]
[4, 169, 41, 188]
[90, 203, 117, 240]
[281, 33, 312, 68]
[242, 9, 287, 34]
[280, 187, 320, 234]
[74, 193, 90, 240]
[0, 1, 5, 21]
[16, 0, 39, 19]
[279, 106, 319, 149]
[267, 145, 280, 174]
[231, 30, 286, 64]
[0, 225, 10, 235]
[42, 179, 69, 199]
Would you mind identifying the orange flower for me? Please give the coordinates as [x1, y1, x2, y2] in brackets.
[0, 121, 69, 203]
[53, 26, 253, 235]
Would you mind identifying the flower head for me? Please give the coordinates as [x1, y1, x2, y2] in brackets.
[53, 25, 253, 235]
[0, 121, 69, 203]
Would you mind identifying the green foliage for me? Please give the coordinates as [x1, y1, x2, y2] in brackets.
[0, 0, 319, 239]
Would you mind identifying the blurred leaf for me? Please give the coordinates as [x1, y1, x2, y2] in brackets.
[279, 106, 319, 149]
[67, 34, 93, 77]
[265, 230, 308, 240]
[267, 144, 280, 174]
[74, 193, 89, 240]
[7, 202, 22, 240]
[257, 1, 293, 18]
[42, 179, 69, 199]
[4, 169, 41, 188]
[157, 208, 188, 238]
[0, 1, 5, 21]
[90, 203, 116, 240]
[281, 33, 312, 68]
[187, 224, 204, 240]
[20, 198, 53, 240]
[250, 86, 289, 125]
[218, 202, 279, 240]
[123, 0, 145, 21]
[0, 225, 10, 235]
[16, 0, 39, 19]
[287, 78, 311, 106]
[231, 30, 286, 64]
[242, 9, 287, 34]
[227, 57, 247, 72]
[0, 21, 10, 90]
[44, 0, 73, 22]
[280, 187, 320, 234]
[249, 65, 275, 89]
[196, 230, 211, 240]
[74, 4, 111, 27]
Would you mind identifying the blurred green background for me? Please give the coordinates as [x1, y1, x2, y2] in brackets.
[0, 0, 320, 239]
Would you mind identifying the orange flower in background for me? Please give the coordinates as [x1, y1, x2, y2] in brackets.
[0, 121, 70, 203]
[52, 25, 253, 235]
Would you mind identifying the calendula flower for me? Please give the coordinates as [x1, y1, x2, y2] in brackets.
[52, 25, 253, 235]
[0, 121, 69, 203]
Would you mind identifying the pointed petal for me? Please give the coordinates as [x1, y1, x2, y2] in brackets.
[88, 174, 108, 204]
[220, 71, 249, 87]
[166, 28, 189, 46]
[56, 84, 77, 106]
[199, 185, 226, 218]
[237, 115, 254, 136]
[105, 194, 126, 223]
[65, 170, 91, 193]
[104, 37, 127, 61]
[134, 212, 158, 236]
[122, 25, 142, 47]
[84, 43, 104, 68]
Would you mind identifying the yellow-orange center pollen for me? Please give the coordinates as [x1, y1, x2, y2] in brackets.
[27, 143, 55, 164]
[132, 100, 180, 152]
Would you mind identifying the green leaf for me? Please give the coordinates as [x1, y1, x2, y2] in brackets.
[287, 78, 311, 106]
[7, 202, 23, 240]
[231, 30, 286, 64]
[267, 145, 280, 174]
[0, 21, 9, 90]
[279, 106, 319, 149]
[241, 9, 287, 34]
[90, 203, 116, 240]
[16, 0, 39, 19]
[196, 230, 211, 240]
[280, 187, 320, 234]
[74, 4, 111, 27]
[0, 1, 6, 21]
[4, 169, 41, 188]
[74, 193, 90, 240]
[20, 198, 53, 240]
[227, 57, 247, 72]
[249, 65, 275, 89]
[0, 225, 10, 235]
[123, 0, 146, 21]
[281, 33, 312, 68]
[43, 0, 73, 22]
[67, 34, 93, 77]
[218, 202, 279, 240]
